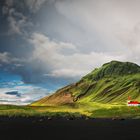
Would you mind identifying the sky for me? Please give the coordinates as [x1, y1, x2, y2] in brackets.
[0, 0, 140, 105]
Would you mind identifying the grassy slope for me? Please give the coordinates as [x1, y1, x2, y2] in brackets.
[32, 61, 140, 106]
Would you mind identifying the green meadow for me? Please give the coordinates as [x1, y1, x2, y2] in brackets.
[0, 103, 140, 119]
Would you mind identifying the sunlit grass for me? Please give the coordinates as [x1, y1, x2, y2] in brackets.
[0, 102, 140, 119]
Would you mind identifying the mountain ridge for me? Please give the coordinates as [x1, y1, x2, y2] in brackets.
[31, 61, 140, 106]
[83, 60, 140, 81]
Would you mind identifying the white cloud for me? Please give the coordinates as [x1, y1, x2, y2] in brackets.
[0, 52, 23, 66]
[116, 23, 140, 64]
[45, 69, 89, 78]
[29, 33, 124, 79]
[0, 84, 48, 105]
[0, 52, 11, 63]
[54, 0, 140, 65]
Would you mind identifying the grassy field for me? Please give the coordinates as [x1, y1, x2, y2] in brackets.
[0, 102, 140, 119]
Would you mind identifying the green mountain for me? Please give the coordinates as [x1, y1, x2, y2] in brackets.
[32, 61, 140, 106]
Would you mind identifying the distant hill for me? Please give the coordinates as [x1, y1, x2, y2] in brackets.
[31, 61, 140, 106]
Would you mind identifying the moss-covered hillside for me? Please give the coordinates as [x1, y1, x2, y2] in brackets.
[31, 61, 140, 106]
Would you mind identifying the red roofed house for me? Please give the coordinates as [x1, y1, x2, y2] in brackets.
[127, 96, 140, 106]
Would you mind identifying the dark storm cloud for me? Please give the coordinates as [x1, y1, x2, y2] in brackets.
[0, 0, 86, 86]
[0, 0, 48, 84]
[1, 0, 34, 36]
[5, 91, 21, 97]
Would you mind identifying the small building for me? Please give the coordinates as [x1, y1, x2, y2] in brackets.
[127, 101, 140, 106]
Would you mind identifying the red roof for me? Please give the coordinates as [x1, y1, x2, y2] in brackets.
[128, 101, 140, 104]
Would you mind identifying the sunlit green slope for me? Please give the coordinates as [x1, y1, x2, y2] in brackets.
[32, 61, 140, 106]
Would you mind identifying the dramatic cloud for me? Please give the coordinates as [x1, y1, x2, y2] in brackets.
[54, 0, 140, 63]
[2, 0, 33, 35]
[1, 0, 140, 104]
[29, 33, 124, 79]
